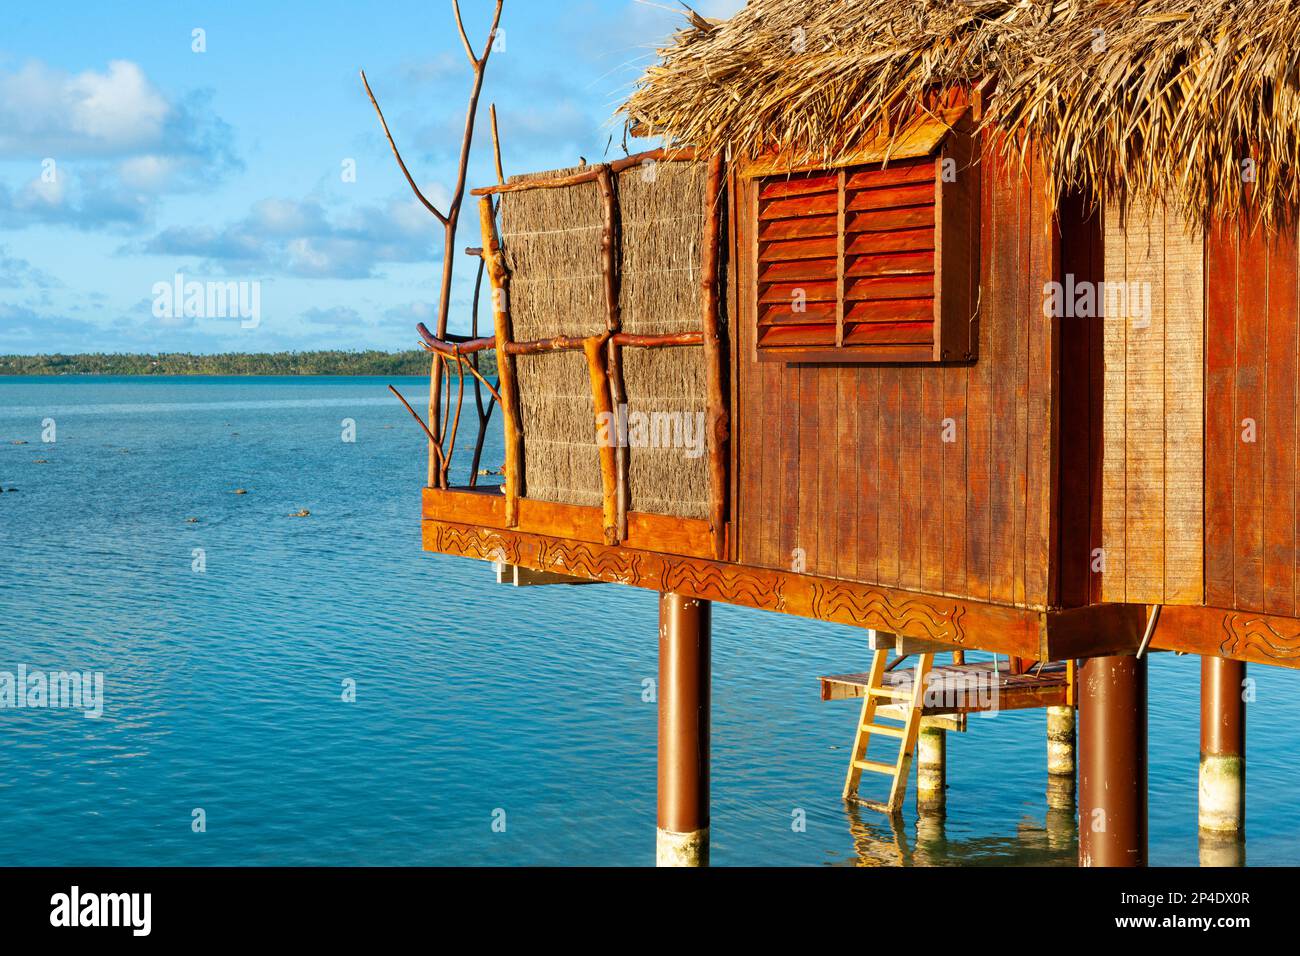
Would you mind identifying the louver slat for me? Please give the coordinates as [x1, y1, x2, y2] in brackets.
[755, 157, 942, 359]
[842, 159, 936, 350]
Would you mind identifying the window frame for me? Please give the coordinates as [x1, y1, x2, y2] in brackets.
[739, 108, 980, 365]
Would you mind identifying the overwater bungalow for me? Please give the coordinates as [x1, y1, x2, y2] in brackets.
[414, 0, 1298, 866]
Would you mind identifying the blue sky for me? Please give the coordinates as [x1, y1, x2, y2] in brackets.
[0, 0, 744, 354]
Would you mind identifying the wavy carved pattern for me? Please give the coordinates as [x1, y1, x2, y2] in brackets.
[810, 582, 966, 643]
[1220, 613, 1300, 662]
[436, 525, 520, 566]
[536, 540, 645, 585]
[661, 561, 785, 611]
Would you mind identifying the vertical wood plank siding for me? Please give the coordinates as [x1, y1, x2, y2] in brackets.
[736, 148, 1057, 609]
[1205, 219, 1300, 615]
[1100, 201, 1205, 606]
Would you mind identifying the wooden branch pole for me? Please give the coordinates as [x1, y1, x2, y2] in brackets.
[426, 354, 441, 487]
[479, 194, 523, 527]
[608, 339, 629, 540]
[615, 332, 702, 347]
[441, 357, 467, 487]
[446, 353, 501, 405]
[471, 148, 697, 196]
[417, 324, 495, 355]
[504, 331, 702, 355]
[700, 154, 729, 561]
[583, 334, 620, 546]
[504, 335, 595, 355]
[596, 164, 629, 543]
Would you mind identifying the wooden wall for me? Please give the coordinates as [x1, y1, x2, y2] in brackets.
[1100, 202, 1204, 605]
[734, 152, 1058, 610]
[1206, 219, 1300, 615]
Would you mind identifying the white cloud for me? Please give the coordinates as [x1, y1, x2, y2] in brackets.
[0, 60, 169, 157]
[67, 60, 170, 149]
[303, 305, 368, 327]
[135, 192, 438, 279]
[0, 246, 57, 288]
[0, 59, 239, 232]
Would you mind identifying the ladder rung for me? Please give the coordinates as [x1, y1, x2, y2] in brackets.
[868, 686, 911, 700]
[853, 759, 897, 776]
[853, 798, 901, 816]
[861, 722, 906, 738]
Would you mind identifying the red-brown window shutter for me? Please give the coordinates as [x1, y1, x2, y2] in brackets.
[753, 127, 979, 364]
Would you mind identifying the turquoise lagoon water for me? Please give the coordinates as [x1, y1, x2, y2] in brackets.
[0, 375, 1296, 866]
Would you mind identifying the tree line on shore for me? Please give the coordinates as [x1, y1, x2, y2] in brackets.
[0, 351, 499, 377]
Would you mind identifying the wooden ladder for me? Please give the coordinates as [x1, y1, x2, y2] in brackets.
[842, 648, 935, 815]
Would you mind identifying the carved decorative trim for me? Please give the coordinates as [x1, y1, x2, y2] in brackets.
[1220, 613, 1300, 662]
[661, 560, 785, 611]
[436, 524, 520, 566]
[810, 582, 967, 644]
[422, 518, 1045, 660]
[537, 539, 646, 586]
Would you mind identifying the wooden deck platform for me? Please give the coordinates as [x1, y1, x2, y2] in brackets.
[820, 660, 1071, 715]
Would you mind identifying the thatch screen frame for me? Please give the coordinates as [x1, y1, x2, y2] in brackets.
[467, 149, 730, 558]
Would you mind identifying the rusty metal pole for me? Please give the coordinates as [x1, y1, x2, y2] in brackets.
[657, 592, 710, 866]
[1199, 656, 1245, 864]
[1078, 654, 1147, 867]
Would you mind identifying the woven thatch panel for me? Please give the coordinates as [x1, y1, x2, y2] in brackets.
[622, 347, 708, 518]
[499, 168, 604, 508]
[496, 160, 714, 518]
[617, 161, 706, 334]
[500, 167, 606, 340]
[514, 350, 604, 508]
[617, 161, 710, 519]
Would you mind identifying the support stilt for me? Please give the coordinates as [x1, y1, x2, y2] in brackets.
[657, 592, 710, 866]
[1199, 656, 1245, 853]
[1046, 704, 1076, 811]
[916, 726, 946, 814]
[913, 811, 947, 865]
[1078, 654, 1147, 867]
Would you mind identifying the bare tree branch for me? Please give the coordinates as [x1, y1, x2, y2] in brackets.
[478, 0, 505, 64]
[430, 0, 505, 447]
[452, 0, 476, 66]
[388, 385, 445, 471]
[360, 69, 448, 225]
[369, 0, 505, 489]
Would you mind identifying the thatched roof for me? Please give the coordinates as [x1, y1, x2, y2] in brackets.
[622, 0, 1300, 225]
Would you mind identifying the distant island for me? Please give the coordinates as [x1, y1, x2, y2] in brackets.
[0, 351, 497, 377]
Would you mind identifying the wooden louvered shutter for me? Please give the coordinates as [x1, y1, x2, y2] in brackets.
[755, 170, 840, 349]
[752, 128, 978, 364]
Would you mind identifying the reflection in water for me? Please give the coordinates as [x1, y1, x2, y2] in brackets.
[1199, 831, 1246, 867]
[840, 798, 1078, 866]
[844, 803, 912, 866]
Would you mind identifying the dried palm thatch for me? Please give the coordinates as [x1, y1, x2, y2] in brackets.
[496, 161, 712, 517]
[622, 0, 1028, 166]
[500, 167, 606, 508]
[990, 0, 1300, 227]
[622, 0, 1300, 226]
